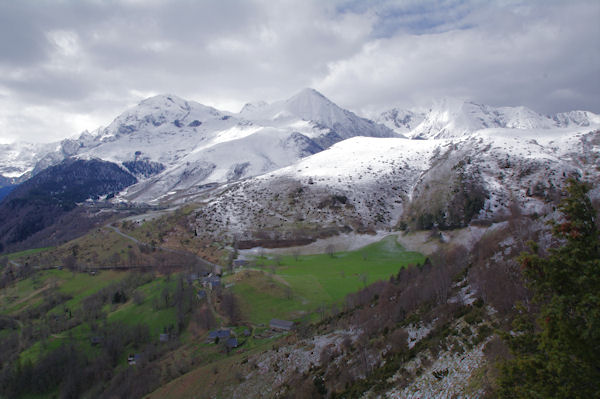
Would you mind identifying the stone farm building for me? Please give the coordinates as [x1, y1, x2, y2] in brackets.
[207, 329, 231, 343]
[270, 319, 294, 331]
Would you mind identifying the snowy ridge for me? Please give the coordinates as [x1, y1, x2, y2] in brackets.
[377, 99, 599, 139]
[268, 136, 444, 183]
[553, 110, 600, 127]
[409, 100, 553, 139]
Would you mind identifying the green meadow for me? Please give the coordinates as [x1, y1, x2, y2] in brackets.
[229, 235, 425, 324]
[107, 276, 178, 336]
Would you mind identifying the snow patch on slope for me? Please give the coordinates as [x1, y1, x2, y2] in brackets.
[267, 136, 444, 185]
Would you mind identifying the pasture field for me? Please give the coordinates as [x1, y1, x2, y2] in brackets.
[229, 235, 425, 324]
[107, 276, 178, 336]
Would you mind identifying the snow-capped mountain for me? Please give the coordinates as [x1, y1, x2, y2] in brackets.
[0, 141, 59, 182]
[1, 87, 599, 251]
[0, 89, 398, 202]
[1, 89, 598, 208]
[117, 89, 398, 202]
[242, 88, 396, 143]
[378, 99, 599, 139]
[409, 100, 556, 139]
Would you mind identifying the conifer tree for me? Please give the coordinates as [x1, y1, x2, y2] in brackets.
[498, 178, 600, 398]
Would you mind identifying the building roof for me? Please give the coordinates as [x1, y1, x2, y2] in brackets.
[208, 329, 230, 339]
[226, 337, 238, 348]
[202, 276, 221, 284]
[269, 318, 295, 330]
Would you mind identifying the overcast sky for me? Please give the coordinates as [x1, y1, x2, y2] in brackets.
[0, 0, 599, 144]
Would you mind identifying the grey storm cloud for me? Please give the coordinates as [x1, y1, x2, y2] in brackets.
[0, 0, 598, 143]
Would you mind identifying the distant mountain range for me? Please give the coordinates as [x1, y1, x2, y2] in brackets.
[0, 89, 398, 203]
[2, 91, 597, 200]
[376, 98, 600, 139]
[0, 88, 599, 250]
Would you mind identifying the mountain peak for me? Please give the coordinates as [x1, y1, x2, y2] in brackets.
[138, 94, 189, 110]
[286, 87, 335, 105]
[290, 87, 328, 99]
[282, 88, 340, 122]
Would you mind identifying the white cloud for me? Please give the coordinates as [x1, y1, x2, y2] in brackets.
[46, 30, 81, 57]
[0, 100, 104, 143]
[141, 40, 172, 53]
[318, 1, 600, 115]
[0, 0, 597, 143]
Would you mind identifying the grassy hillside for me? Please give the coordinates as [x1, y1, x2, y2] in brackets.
[0, 269, 127, 316]
[0, 234, 426, 398]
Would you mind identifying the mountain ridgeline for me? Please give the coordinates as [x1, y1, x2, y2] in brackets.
[0, 89, 598, 251]
[0, 89, 398, 204]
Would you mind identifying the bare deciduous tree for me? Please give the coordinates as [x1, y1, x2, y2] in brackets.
[63, 255, 78, 274]
[358, 273, 368, 287]
[326, 244, 335, 258]
[292, 249, 301, 261]
[191, 305, 216, 333]
[220, 292, 241, 324]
